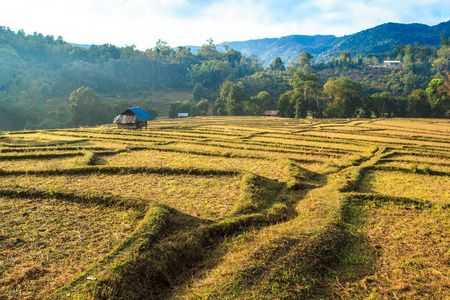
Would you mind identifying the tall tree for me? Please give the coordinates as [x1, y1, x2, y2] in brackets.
[270, 57, 286, 71]
[286, 69, 323, 118]
[426, 78, 450, 117]
[180, 100, 192, 115]
[193, 82, 203, 101]
[198, 38, 219, 59]
[370, 92, 395, 117]
[168, 101, 181, 118]
[324, 77, 367, 118]
[296, 52, 314, 74]
[69, 86, 104, 127]
[277, 91, 296, 118]
[407, 89, 431, 117]
[192, 99, 209, 116]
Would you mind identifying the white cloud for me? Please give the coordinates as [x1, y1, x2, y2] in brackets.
[0, 0, 448, 49]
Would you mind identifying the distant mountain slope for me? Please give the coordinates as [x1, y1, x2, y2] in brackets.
[192, 20, 450, 65]
[220, 35, 343, 65]
[327, 21, 450, 59]
[70, 43, 91, 49]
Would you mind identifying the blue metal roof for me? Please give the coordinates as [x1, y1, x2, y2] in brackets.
[128, 107, 154, 120]
[113, 107, 154, 124]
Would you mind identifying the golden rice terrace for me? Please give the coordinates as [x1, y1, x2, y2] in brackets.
[0, 117, 449, 299]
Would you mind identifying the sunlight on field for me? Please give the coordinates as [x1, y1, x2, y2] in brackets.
[362, 170, 450, 204]
[104, 150, 288, 181]
[379, 160, 450, 173]
[2, 173, 241, 219]
[0, 156, 81, 171]
[1, 117, 449, 299]
[350, 201, 450, 299]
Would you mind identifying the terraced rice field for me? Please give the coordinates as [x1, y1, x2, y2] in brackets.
[0, 117, 449, 299]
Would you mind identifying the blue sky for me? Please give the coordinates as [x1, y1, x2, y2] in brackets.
[1, 0, 449, 50]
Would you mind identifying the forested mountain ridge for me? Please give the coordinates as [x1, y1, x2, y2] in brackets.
[198, 35, 343, 66]
[205, 20, 450, 65]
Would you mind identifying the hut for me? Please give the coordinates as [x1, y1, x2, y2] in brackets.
[383, 60, 401, 67]
[177, 113, 189, 118]
[113, 107, 154, 129]
[262, 110, 280, 117]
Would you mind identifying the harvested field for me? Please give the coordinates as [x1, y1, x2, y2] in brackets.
[0, 197, 141, 299]
[0, 117, 449, 299]
[361, 170, 450, 204]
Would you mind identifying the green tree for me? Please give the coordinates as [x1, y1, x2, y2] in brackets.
[198, 38, 219, 59]
[253, 91, 272, 111]
[153, 39, 174, 58]
[187, 60, 232, 91]
[69, 86, 104, 127]
[270, 56, 286, 71]
[225, 82, 247, 115]
[407, 89, 431, 117]
[296, 52, 314, 74]
[180, 100, 192, 115]
[393, 96, 408, 117]
[242, 70, 290, 101]
[216, 81, 248, 116]
[213, 97, 226, 116]
[277, 91, 296, 118]
[287, 69, 323, 118]
[370, 92, 395, 117]
[426, 79, 450, 117]
[433, 45, 450, 74]
[192, 99, 209, 116]
[193, 82, 203, 101]
[338, 52, 351, 66]
[168, 101, 181, 118]
[441, 34, 450, 47]
[224, 46, 242, 67]
[324, 77, 367, 118]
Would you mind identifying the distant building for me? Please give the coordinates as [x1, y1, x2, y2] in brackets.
[177, 113, 189, 118]
[262, 110, 280, 117]
[113, 107, 154, 129]
[383, 60, 401, 67]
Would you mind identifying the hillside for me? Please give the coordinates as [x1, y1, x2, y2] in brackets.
[1, 21, 449, 131]
[216, 34, 343, 65]
[1, 117, 450, 299]
[208, 20, 450, 64]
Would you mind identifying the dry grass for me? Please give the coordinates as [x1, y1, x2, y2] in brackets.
[0, 156, 81, 171]
[1, 173, 241, 219]
[104, 150, 288, 181]
[378, 160, 450, 173]
[335, 201, 450, 299]
[369, 118, 450, 133]
[0, 197, 141, 299]
[152, 142, 340, 166]
[252, 135, 370, 152]
[361, 170, 450, 204]
[1, 117, 449, 299]
[301, 130, 450, 148]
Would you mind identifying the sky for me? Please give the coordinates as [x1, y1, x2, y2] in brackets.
[1, 0, 449, 50]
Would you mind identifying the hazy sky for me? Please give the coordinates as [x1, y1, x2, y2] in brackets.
[1, 0, 449, 50]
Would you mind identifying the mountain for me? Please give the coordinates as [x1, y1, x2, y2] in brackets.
[70, 43, 91, 49]
[328, 21, 450, 58]
[189, 20, 450, 65]
[220, 35, 343, 65]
